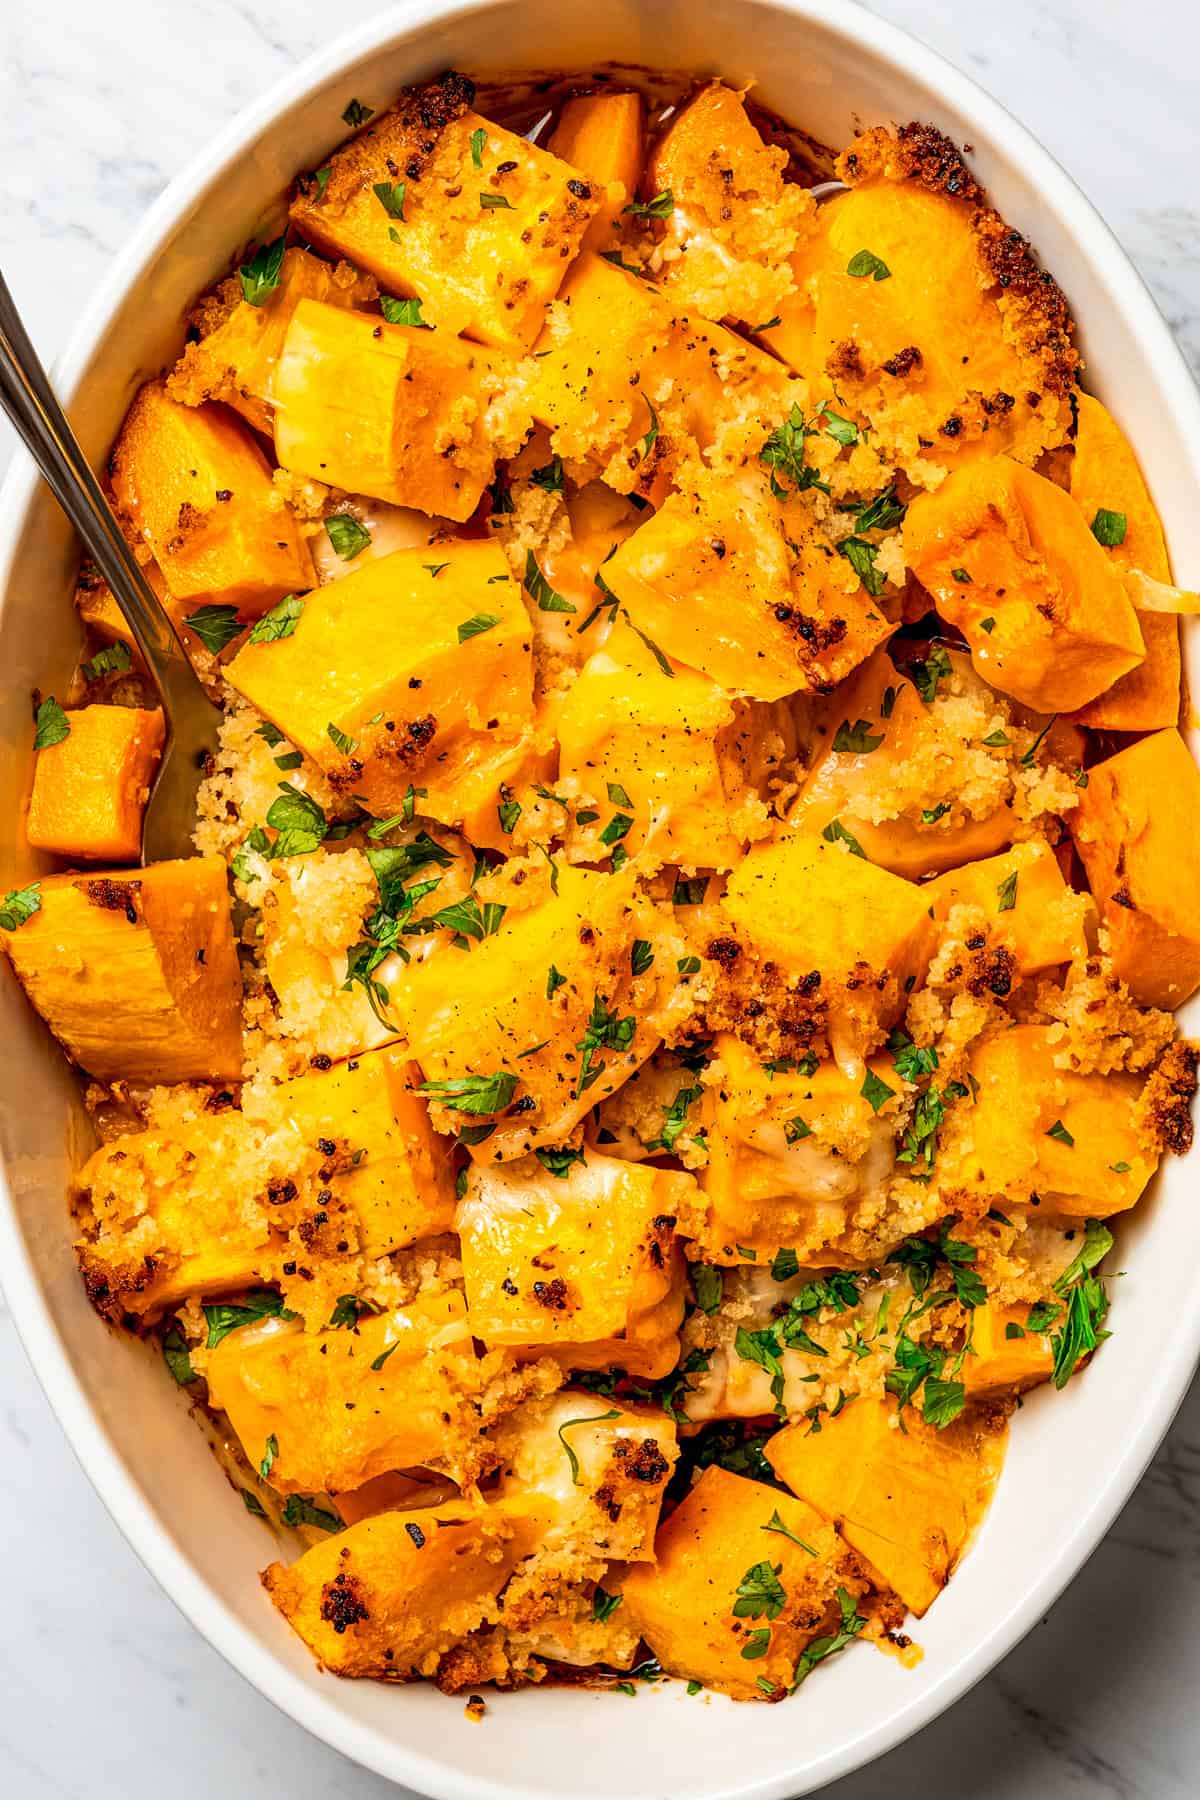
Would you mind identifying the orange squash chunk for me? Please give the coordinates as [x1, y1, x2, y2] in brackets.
[1071, 728, 1200, 1007]
[787, 646, 1015, 877]
[262, 1501, 538, 1677]
[456, 1151, 697, 1379]
[616, 1465, 869, 1700]
[645, 82, 813, 329]
[110, 381, 314, 616]
[1, 856, 242, 1083]
[903, 457, 1144, 712]
[167, 247, 377, 439]
[26, 705, 164, 863]
[723, 835, 936, 1054]
[1071, 391, 1179, 729]
[961, 1301, 1054, 1399]
[943, 1023, 1157, 1215]
[226, 540, 533, 834]
[548, 92, 644, 255]
[272, 299, 529, 521]
[289, 72, 597, 353]
[926, 841, 1088, 977]
[767, 1399, 991, 1617]
[206, 1289, 482, 1495]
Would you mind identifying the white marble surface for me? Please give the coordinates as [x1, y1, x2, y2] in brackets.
[1, 1, 1199, 1795]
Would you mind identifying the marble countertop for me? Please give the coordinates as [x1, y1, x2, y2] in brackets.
[2, 1, 1199, 1795]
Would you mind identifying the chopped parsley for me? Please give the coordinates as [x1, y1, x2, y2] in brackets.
[911, 644, 952, 704]
[33, 697, 70, 750]
[419, 1071, 519, 1114]
[281, 1494, 343, 1533]
[791, 1586, 867, 1687]
[81, 642, 132, 682]
[530, 455, 565, 495]
[557, 1409, 621, 1484]
[373, 180, 406, 219]
[996, 869, 1019, 912]
[846, 249, 891, 280]
[822, 817, 866, 858]
[238, 235, 285, 306]
[0, 882, 42, 931]
[691, 1264, 724, 1315]
[1045, 1119, 1075, 1146]
[457, 612, 502, 642]
[479, 192, 515, 210]
[1091, 508, 1127, 548]
[576, 994, 636, 1095]
[535, 1147, 586, 1179]
[204, 1289, 293, 1350]
[325, 514, 371, 560]
[247, 594, 303, 645]
[624, 189, 675, 218]
[341, 98, 374, 127]
[469, 126, 487, 167]
[185, 603, 243, 655]
[524, 550, 575, 613]
[831, 717, 883, 754]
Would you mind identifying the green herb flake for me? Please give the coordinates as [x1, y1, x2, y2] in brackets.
[1091, 508, 1127, 548]
[792, 1586, 866, 1687]
[81, 641, 133, 682]
[342, 98, 374, 127]
[860, 1069, 895, 1114]
[822, 817, 866, 858]
[0, 882, 41, 932]
[996, 870, 1019, 912]
[33, 697, 70, 750]
[784, 1116, 812, 1143]
[1046, 1119, 1075, 1147]
[530, 455, 565, 495]
[546, 964, 567, 999]
[732, 1559, 787, 1621]
[558, 1409, 621, 1484]
[951, 567, 973, 584]
[631, 938, 655, 977]
[831, 717, 883, 755]
[247, 595, 304, 645]
[380, 295, 429, 328]
[458, 612, 502, 642]
[524, 550, 575, 614]
[846, 248, 891, 281]
[203, 1289, 293, 1350]
[837, 534, 886, 597]
[325, 513, 371, 560]
[692, 1264, 724, 1315]
[184, 603, 243, 655]
[281, 1494, 343, 1533]
[911, 645, 952, 705]
[982, 728, 1010, 747]
[624, 189, 674, 218]
[326, 723, 358, 756]
[373, 180, 406, 219]
[162, 1325, 197, 1386]
[469, 126, 487, 167]
[480, 192, 515, 210]
[419, 1070, 518, 1115]
[593, 1585, 623, 1623]
[259, 1433, 279, 1481]
[238, 235, 286, 307]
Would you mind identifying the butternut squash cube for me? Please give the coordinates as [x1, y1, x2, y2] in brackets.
[530, 252, 796, 503]
[1, 856, 242, 1083]
[491, 1390, 677, 1563]
[962, 1301, 1054, 1399]
[205, 1289, 482, 1495]
[722, 835, 935, 1054]
[225, 540, 534, 829]
[603, 474, 889, 700]
[396, 866, 673, 1161]
[646, 82, 813, 330]
[555, 618, 754, 870]
[902, 457, 1145, 713]
[262, 1501, 537, 1678]
[274, 1049, 456, 1255]
[768, 126, 1075, 484]
[110, 381, 314, 616]
[767, 1399, 992, 1617]
[943, 1023, 1157, 1215]
[927, 841, 1088, 977]
[271, 298, 528, 521]
[1071, 729, 1200, 1008]
[698, 1033, 897, 1265]
[26, 705, 164, 863]
[616, 1465, 869, 1700]
[456, 1151, 697, 1378]
[72, 1045, 448, 1323]
[167, 247, 378, 439]
[548, 92, 644, 255]
[1071, 391, 1179, 730]
[289, 71, 597, 353]
[787, 646, 1016, 878]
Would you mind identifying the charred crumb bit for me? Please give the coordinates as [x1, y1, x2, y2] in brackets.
[882, 344, 923, 377]
[405, 1521, 427, 1549]
[706, 936, 742, 969]
[464, 1694, 487, 1722]
[80, 878, 143, 924]
[623, 1439, 671, 1484]
[531, 1277, 570, 1310]
[826, 339, 865, 383]
[1141, 1041, 1199, 1156]
[319, 1571, 371, 1634]
[967, 944, 1016, 1000]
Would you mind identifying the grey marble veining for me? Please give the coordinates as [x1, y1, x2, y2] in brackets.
[1, 0, 1199, 1795]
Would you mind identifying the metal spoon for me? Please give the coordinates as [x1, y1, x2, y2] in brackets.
[0, 269, 222, 864]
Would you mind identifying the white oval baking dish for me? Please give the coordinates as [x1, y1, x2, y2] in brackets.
[1, 3, 1198, 1796]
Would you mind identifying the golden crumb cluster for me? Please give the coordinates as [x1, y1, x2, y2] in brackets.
[3, 68, 1198, 1709]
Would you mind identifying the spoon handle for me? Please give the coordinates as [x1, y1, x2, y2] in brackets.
[0, 268, 187, 679]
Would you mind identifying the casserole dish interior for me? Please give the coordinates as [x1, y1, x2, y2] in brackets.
[1, 2, 1198, 1795]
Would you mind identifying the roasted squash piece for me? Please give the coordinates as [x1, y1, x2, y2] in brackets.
[961, 1301, 1054, 1398]
[902, 457, 1145, 713]
[1071, 391, 1179, 730]
[206, 1289, 484, 1494]
[722, 834, 936, 1056]
[72, 1045, 450, 1323]
[646, 82, 813, 329]
[530, 252, 797, 502]
[787, 646, 1019, 877]
[555, 618, 772, 870]
[275, 1049, 457, 1255]
[271, 298, 529, 521]
[289, 71, 597, 353]
[262, 1501, 538, 1678]
[548, 92, 644, 256]
[110, 381, 314, 616]
[616, 1465, 870, 1700]
[1, 856, 241, 1083]
[167, 247, 378, 439]
[698, 1033, 897, 1265]
[603, 469, 889, 700]
[767, 1398, 994, 1617]
[926, 841, 1089, 977]
[225, 540, 534, 833]
[395, 866, 675, 1161]
[456, 1151, 698, 1378]
[1071, 728, 1200, 1007]
[940, 1023, 1157, 1215]
[491, 1390, 677, 1564]
[26, 705, 164, 863]
[768, 124, 1077, 485]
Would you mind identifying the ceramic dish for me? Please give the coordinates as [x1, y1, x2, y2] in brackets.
[2, 3, 1198, 1796]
